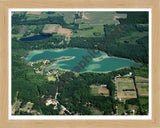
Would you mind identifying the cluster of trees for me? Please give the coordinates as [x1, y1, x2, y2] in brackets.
[56, 72, 115, 115]
[12, 14, 65, 26]
[69, 37, 105, 49]
[12, 38, 59, 115]
[96, 23, 149, 64]
[117, 12, 148, 24]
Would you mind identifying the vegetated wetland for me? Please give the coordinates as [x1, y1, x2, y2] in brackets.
[11, 11, 149, 116]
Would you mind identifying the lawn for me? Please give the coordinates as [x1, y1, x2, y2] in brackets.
[116, 77, 137, 99]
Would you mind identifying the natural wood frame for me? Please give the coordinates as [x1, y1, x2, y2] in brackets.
[0, 0, 160, 127]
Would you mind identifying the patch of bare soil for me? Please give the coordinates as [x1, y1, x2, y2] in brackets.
[58, 26, 72, 37]
[82, 12, 89, 20]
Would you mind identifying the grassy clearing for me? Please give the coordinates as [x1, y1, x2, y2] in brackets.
[116, 77, 137, 99]
[59, 12, 75, 24]
[76, 12, 127, 25]
[137, 84, 148, 96]
[135, 76, 148, 83]
[90, 85, 109, 97]
[43, 24, 60, 33]
[48, 76, 56, 81]
[72, 24, 104, 37]
[135, 76, 149, 96]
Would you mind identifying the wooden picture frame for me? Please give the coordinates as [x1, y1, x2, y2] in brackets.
[0, 0, 160, 127]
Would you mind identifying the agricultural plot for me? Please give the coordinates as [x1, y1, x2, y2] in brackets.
[72, 24, 104, 37]
[135, 76, 149, 96]
[58, 12, 76, 24]
[76, 12, 127, 25]
[42, 24, 60, 33]
[25, 12, 58, 20]
[116, 77, 137, 99]
[90, 85, 109, 97]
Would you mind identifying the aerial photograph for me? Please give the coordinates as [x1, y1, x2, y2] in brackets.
[11, 10, 149, 116]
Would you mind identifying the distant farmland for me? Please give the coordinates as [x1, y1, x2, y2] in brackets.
[116, 77, 137, 99]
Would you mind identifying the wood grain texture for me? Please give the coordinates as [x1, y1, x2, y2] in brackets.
[0, 0, 160, 127]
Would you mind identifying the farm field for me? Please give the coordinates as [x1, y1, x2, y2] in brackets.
[135, 76, 149, 96]
[76, 12, 127, 25]
[72, 24, 104, 37]
[42, 24, 60, 33]
[116, 77, 137, 99]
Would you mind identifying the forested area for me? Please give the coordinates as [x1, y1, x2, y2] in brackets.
[117, 12, 148, 24]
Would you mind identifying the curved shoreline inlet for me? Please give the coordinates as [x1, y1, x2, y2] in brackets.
[25, 48, 142, 73]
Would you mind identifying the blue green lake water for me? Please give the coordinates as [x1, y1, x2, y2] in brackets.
[25, 48, 141, 73]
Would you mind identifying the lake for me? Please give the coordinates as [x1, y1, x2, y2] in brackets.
[20, 35, 51, 41]
[25, 48, 141, 73]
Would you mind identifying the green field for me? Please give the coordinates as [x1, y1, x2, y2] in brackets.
[135, 76, 148, 83]
[25, 12, 55, 20]
[116, 77, 137, 99]
[135, 76, 149, 96]
[137, 84, 148, 96]
[72, 24, 104, 37]
[76, 12, 127, 25]
[42, 24, 60, 33]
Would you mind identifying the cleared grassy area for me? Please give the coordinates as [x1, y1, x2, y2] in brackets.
[58, 12, 75, 24]
[116, 77, 137, 99]
[48, 76, 56, 81]
[76, 12, 127, 25]
[12, 34, 24, 40]
[136, 76, 149, 96]
[72, 24, 104, 37]
[135, 76, 148, 83]
[42, 24, 60, 33]
[137, 83, 148, 96]
[90, 85, 109, 97]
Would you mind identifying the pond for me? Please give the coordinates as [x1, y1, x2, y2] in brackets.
[20, 35, 51, 41]
[25, 48, 141, 73]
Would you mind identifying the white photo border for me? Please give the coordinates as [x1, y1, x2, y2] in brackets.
[9, 8, 152, 120]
